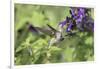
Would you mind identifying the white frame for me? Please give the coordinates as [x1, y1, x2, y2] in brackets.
[11, 0, 96, 69]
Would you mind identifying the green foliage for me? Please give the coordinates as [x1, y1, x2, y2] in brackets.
[14, 4, 94, 65]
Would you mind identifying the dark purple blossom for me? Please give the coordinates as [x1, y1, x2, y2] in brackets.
[66, 22, 73, 32]
[59, 17, 70, 27]
[59, 20, 67, 27]
[58, 7, 94, 33]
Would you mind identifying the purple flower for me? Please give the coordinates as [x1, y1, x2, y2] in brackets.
[78, 8, 85, 15]
[59, 17, 70, 27]
[66, 22, 73, 32]
[75, 17, 82, 24]
[59, 20, 67, 27]
[58, 7, 94, 33]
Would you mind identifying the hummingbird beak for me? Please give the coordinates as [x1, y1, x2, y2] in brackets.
[47, 24, 57, 32]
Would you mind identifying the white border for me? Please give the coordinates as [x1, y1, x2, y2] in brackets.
[11, 0, 14, 69]
[14, 0, 95, 8]
[10, 0, 96, 69]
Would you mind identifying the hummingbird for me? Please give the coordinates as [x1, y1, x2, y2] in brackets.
[26, 22, 65, 47]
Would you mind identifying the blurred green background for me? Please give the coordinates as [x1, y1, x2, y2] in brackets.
[14, 4, 94, 65]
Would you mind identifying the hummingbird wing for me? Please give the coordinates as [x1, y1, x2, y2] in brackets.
[26, 22, 54, 37]
[34, 27, 54, 36]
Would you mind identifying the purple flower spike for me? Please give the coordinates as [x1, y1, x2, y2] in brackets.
[58, 7, 94, 33]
